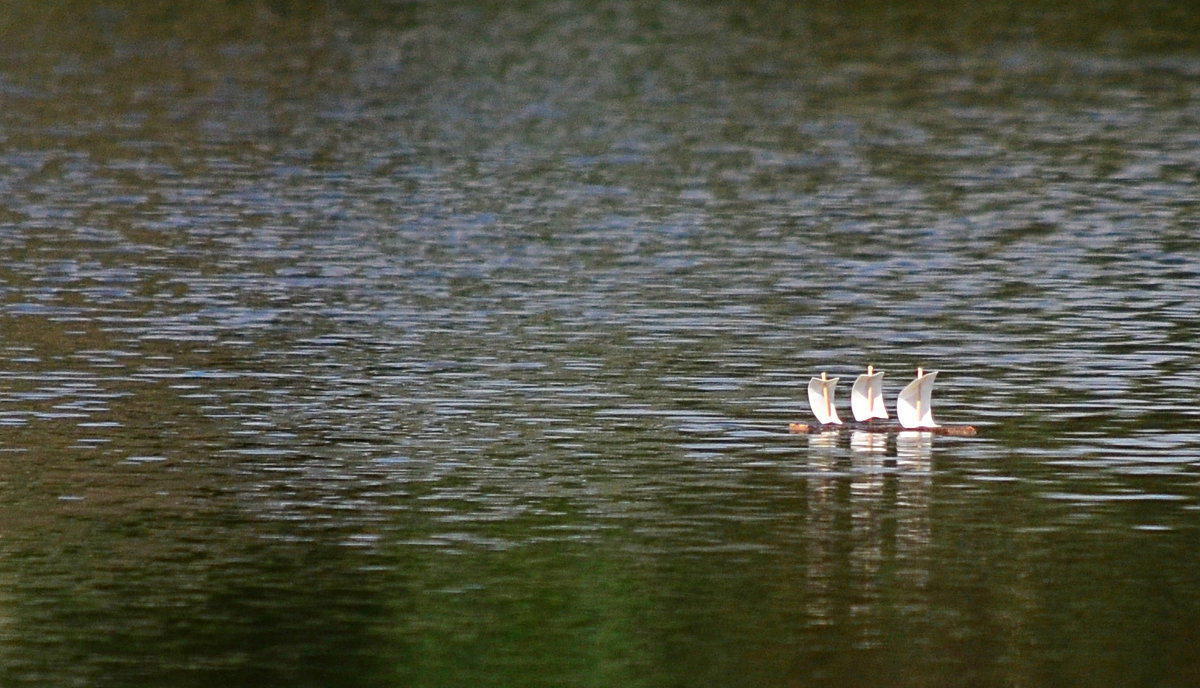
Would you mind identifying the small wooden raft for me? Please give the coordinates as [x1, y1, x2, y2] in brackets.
[789, 422, 976, 437]
[796, 366, 976, 436]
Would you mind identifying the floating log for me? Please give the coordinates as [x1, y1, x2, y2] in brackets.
[789, 422, 976, 437]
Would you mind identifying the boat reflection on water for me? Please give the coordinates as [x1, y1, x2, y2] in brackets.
[803, 427, 935, 633]
[805, 428, 935, 465]
[896, 431, 933, 470]
[850, 429, 888, 455]
[806, 429, 842, 467]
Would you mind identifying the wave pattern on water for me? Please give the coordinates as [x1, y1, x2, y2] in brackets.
[3, 2, 1200, 685]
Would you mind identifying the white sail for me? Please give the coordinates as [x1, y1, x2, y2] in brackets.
[807, 373, 842, 425]
[896, 369, 939, 429]
[851, 366, 888, 422]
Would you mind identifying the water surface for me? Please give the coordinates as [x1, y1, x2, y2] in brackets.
[2, 2, 1200, 686]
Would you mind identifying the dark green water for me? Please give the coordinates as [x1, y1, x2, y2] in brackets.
[2, 2, 1200, 686]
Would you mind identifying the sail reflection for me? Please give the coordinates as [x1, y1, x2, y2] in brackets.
[850, 430, 888, 455]
[806, 431, 842, 472]
[896, 431, 933, 470]
[802, 431, 933, 636]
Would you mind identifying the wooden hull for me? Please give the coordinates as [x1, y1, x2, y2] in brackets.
[789, 422, 976, 437]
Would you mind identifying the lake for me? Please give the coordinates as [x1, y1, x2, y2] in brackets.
[2, 1, 1199, 686]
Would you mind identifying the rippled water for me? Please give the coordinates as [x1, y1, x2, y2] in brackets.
[2, 2, 1200, 686]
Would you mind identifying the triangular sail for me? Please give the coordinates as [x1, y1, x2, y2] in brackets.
[896, 369, 939, 429]
[807, 373, 842, 425]
[851, 366, 888, 422]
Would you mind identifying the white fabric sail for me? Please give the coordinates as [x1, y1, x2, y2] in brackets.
[807, 373, 842, 425]
[896, 369, 939, 429]
[851, 367, 888, 422]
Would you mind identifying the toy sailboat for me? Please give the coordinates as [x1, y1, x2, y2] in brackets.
[791, 366, 975, 436]
[850, 365, 888, 422]
[806, 372, 842, 425]
[896, 367, 937, 429]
